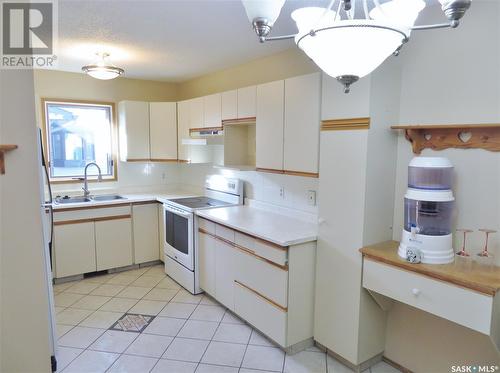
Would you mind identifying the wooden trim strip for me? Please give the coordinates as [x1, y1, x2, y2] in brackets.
[235, 280, 288, 312]
[54, 202, 131, 212]
[283, 170, 319, 178]
[189, 126, 223, 133]
[54, 214, 131, 226]
[222, 117, 256, 126]
[126, 159, 152, 162]
[256, 168, 284, 175]
[149, 158, 179, 163]
[321, 117, 370, 131]
[198, 228, 288, 271]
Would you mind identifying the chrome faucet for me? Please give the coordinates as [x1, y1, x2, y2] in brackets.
[82, 162, 102, 198]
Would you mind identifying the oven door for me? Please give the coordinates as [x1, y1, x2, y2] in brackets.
[163, 204, 194, 270]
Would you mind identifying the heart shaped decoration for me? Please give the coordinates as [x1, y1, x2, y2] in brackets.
[424, 133, 432, 141]
[458, 131, 472, 143]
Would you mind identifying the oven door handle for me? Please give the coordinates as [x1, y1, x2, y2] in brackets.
[163, 205, 192, 218]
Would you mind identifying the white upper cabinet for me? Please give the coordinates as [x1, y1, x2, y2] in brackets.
[177, 100, 190, 162]
[221, 90, 238, 120]
[118, 101, 150, 161]
[237, 86, 257, 118]
[150, 102, 177, 160]
[189, 97, 204, 129]
[284, 73, 321, 175]
[203, 93, 222, 128]
[256, 80, 284, 171]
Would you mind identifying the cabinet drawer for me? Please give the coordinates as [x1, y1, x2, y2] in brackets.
[234, 248, 288, 308]
[198, 218, 215, 234]
[234, 281, 287, 346]
[216, 224, 234, 242]
[235, 232, 287, 266]
[363, 260, 494, 334]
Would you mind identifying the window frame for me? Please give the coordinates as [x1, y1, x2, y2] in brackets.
[41, 98, 118, 184]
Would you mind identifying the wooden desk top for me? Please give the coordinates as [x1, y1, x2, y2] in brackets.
[360, 241, 500, 296]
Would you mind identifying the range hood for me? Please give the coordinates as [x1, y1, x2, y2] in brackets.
[189, 126, 224, 137]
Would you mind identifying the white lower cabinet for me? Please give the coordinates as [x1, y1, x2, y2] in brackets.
[54, 222, 96, 278]
[96, 217, 133, 271]
[215, 238, 236, 311]
[196, 217, 316, 351]
[133, 203, 160, 264]
[234, 281, 287, 346]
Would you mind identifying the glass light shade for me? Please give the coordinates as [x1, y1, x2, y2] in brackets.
[242, 0, 286, 26]
[293, 7, 409, 79]
[84, 65, 124, 80]
[292, 7, 336, 34]
[369, 0, 425, 31]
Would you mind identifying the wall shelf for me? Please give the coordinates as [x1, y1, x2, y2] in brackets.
[0, 145, 18, 174]
[391, 123, 500, 154]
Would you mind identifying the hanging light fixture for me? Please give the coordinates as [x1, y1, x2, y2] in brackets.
[82, 52, 124, 80]
[242, 0, 472, 93]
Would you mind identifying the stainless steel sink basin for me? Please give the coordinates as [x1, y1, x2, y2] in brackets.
[92, 195, 127, 201]
[55, 196, 92, 204]
[54, 194, 127, 204]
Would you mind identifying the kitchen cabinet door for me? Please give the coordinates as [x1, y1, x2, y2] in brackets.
[133, 203, 160, 264]
[198, 230, 216, 296]
[221, 90, 237, 120]
[159, 204, 165, 262]
[177, 100, 190, 162]
[256, 80, 285, 171]
[203, 93, 221, 128]
[118, 101, 150, 161]
[189, 97, 204, 129]
[237, 86, 256, 118]
[95, 217, 133, 271]
[150, 102, 177, 160]
[215, 238, 235, 310]
[284, 73, 321, 175]
[54, 222, 96, 278]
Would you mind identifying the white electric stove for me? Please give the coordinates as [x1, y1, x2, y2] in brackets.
[163, 175, 243, 294]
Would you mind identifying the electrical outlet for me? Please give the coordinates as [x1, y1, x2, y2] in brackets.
[307, 190, 316, 206]
[279, 187, 285, 199]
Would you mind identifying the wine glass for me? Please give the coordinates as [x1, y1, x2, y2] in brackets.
[477, 229, 496, 269]
[456, 228, 473, 257]
[455, 228, 473, 270]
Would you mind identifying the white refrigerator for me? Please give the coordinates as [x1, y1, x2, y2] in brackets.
[38, 127, 58, 372]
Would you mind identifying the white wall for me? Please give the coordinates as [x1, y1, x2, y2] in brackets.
[387, 2, 500, 371]
[1, 71, 52, 372]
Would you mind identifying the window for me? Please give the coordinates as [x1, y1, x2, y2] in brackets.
[43, 100, 117, 181]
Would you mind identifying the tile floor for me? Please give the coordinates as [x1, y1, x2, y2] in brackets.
[54, 264, 400, 373]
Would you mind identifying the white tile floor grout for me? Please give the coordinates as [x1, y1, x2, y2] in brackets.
[54, 264, 401, 373]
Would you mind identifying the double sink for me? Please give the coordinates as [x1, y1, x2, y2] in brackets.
[54, 194, 127, 205]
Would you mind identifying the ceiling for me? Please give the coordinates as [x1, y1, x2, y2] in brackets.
[55, 0, 460, 82]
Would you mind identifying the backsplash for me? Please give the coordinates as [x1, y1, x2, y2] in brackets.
[178, 163, 319, 216]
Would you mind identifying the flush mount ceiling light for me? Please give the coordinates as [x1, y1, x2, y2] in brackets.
[242, 0, 472, 93]
[82, 52, 124, 80]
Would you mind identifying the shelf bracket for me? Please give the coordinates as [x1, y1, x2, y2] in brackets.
[0, 145, 18, 175]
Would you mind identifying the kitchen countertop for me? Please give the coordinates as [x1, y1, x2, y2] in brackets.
[51, 191, 196, 210]
[196, 205, 318, 247]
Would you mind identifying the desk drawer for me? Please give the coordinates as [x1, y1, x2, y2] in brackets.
[363, 259, 493, 334]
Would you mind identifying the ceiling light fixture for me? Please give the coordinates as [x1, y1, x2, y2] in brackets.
[242, 0, 472, 93]
[82, 52, 124, 80]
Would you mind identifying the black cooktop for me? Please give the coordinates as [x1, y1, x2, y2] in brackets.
[168, 197, 231, 209]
